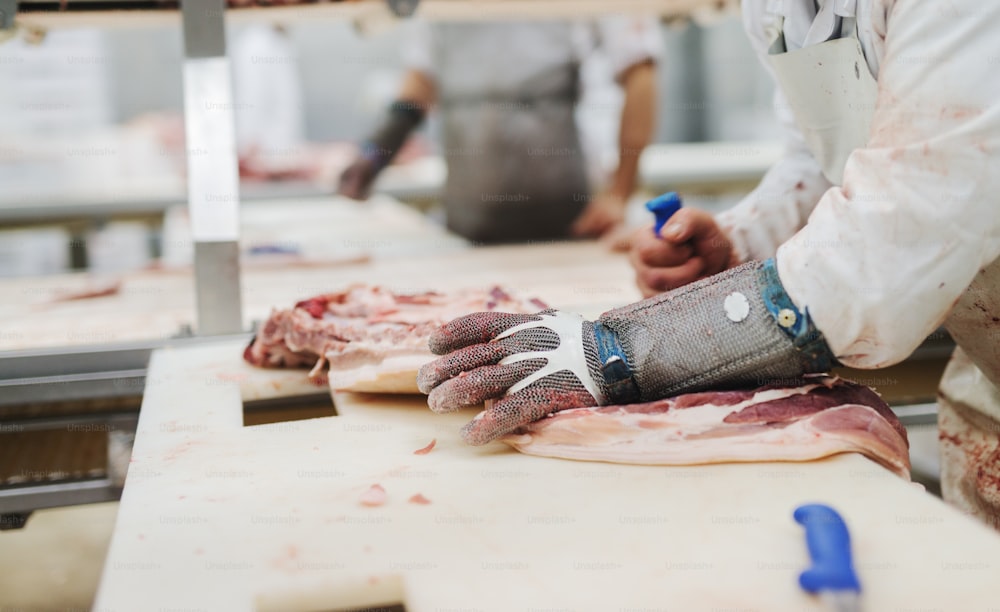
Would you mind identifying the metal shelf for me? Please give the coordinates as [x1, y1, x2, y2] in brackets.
[13, 0, 737, 30]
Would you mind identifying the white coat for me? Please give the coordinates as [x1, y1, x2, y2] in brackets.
[717, 0, 1000, 525]
[717, 0, 1000, 380]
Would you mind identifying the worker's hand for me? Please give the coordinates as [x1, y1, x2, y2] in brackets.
[417, 310, 604, 445]
[599, 223, 637, 253]
[337, 156, 378, 201]
[570, 192, 627, 239]
[630, 207, 736, 297]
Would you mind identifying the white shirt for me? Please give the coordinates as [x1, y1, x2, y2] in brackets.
[231, 25, 306, 161]
[401, 16, 662, 83]
[718, 0, 1000, 368]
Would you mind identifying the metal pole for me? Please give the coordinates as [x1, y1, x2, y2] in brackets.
[180, 0, 244, 335]
[0, 0, 16, 32]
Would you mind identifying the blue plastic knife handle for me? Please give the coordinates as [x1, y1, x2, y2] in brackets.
[793, 504, 861, 594]
[645, 192, 683, 236]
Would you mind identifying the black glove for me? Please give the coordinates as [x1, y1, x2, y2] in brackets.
[337, 101, 425, 199]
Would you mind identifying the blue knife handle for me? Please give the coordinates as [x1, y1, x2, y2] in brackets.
[793, 504, 861, 593]
[645, 192, 683, 236]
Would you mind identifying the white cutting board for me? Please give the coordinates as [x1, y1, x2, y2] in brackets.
[96, 338, 1000, 611]
[0, 239, 632, 352]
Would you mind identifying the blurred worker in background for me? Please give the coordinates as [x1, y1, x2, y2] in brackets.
[417, 0, 1000, 531]
[231, 23, 311, 180]
[338, 17, 661, 243]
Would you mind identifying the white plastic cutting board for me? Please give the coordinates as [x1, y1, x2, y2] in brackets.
[95, 336, 1000, 611]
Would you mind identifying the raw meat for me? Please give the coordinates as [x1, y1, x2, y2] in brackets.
[502, 377, 911, 478]
[51, 280, 122, 302]
[413, 439, 437, 455]
[359, 484, 387, 507]
[244, 285, 544, 393]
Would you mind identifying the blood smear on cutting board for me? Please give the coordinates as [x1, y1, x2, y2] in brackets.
[51, 281, 122, 302]
[413, 439, 436, 455]
[359, 484, 387, 507]
[408, 493, 432, 505]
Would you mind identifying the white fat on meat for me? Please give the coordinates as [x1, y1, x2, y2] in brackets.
[502, 377, 911, 479]
[245, 285, 544, 393]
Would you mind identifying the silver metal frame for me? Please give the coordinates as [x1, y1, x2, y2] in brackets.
[0, 0, 16, 30]
[0, 333, 251, 407]
[1, 479, 120, 517]
[181, 0, 244, 335]
[0, 412, 138, 516]
[0, 334, 251, 521]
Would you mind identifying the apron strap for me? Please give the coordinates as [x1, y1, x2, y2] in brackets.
[767, 15, 788, 55]
[769, 0, 860, 55]
[801, 0, 841, 48]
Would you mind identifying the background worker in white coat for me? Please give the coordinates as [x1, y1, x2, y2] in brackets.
[337, 17, 661, 243]
[416, 0, 1000, 531]
[230, 23, 308, 178]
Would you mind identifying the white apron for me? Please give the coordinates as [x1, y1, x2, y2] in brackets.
[767, 0, 1000, 526]
[765, 2, 877, 186]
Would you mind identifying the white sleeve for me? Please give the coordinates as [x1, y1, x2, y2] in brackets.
[399, 19, 435, 78]
[715, 0, 832, 263]
[594, 15, 662, 78]
[777, 0, 1000, 368]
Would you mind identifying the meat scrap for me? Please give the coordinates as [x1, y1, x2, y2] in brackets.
[244, 285, 544, 393]
[413, 439, 437, 455]
[51, 280, 122, 302]
[359, 484, 387, 507]
[502, 377, 911, 479]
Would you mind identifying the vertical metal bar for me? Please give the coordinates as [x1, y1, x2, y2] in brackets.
[180, 0, 244, 335]
[0, 0, 16, 32]
[677, 23, 707, 142]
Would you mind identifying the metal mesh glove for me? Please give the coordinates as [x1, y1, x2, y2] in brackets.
[600, 258, 838, 399]
[417, 310, 610, 445]
[420, 258, 837, 445]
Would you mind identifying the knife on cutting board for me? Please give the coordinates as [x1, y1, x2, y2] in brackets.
[794, 503, 862, 612]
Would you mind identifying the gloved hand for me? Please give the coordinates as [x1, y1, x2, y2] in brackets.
[417, 310, 611, 445]
[337, 101, 425, 201]
[630, 207, 737, 297]
[337, 155, 378, 200]
[419, 260, 839, 445]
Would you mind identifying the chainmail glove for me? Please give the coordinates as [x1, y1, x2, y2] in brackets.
[417, 310, 612, 445]
[420, 259, 838, 445]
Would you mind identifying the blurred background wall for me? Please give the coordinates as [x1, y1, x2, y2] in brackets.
[35, 16, 778, 146]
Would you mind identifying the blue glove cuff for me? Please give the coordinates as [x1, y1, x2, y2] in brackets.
[593, 322, 641, 404]
[759, 258, 839, 371]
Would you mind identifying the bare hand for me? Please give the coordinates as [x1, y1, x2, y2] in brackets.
[629, 207, 736, 297]
[599, 223, 636, 252]
[570, 192, 626, 238]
